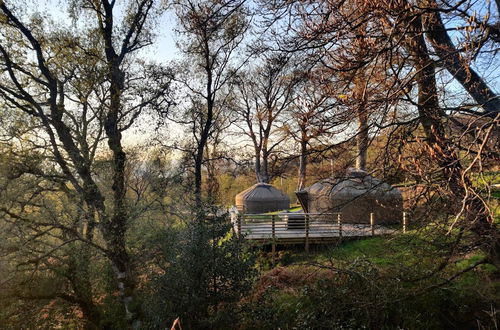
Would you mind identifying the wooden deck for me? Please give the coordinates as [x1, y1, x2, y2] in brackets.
[232, 213, 401, 247]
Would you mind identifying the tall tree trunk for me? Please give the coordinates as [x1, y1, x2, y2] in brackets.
[421, 0, 500, 118]
[254, 147, 262, 183]
[261, 148, 270, 183]
[355, 104, 368, 171]
[403, 10, 499, 267]
[351, 29, 370, 171]
[297, 129, 308, 191]
[194, 40, 215, 212]
[104, 60, 138, 326]
[194, 144, 204, 209]
[205, 144, 220, 203]
[194, 120, 213, 211]
[101, 2, 137, 322]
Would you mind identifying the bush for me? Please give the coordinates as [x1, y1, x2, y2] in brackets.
[239, 249, 497, 329]
[142, 211, 256, 329]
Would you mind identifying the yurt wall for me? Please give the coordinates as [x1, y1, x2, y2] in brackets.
[299, 170, 403, 224]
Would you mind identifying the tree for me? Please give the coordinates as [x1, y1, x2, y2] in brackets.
[263, 0, 499, 266]
[143, 212, 255, 329]
[286, 76, 339, 190]
[170, 0, 249, 210]
[393, 0, 498, 266]
[421, 0, 500, 118]
[234, 53, 299, 183]
[0, 0, 168, 326]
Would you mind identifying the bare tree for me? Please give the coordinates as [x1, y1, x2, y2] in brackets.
[170, 0, 249, 210]
[286, 76, 340, 190]
[234, 53, 299, 183]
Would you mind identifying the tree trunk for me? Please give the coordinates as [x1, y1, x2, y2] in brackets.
[355, 105, 368, 171]
[421, 0, 500, 118]
[101, 10, 138, 321]
[205, 144, 220, 203]
[254, 146, 262, 183]
[403, 10, 499, 267]
[297, 129, 308, 191]
[194, 144, 204, 209]
[351, 35, 370, 171]
[261, 148, 270, 183]
[104, 65, 138, 326]
[193, 41, 215, 211]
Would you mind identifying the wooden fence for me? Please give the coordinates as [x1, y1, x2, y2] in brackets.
[232, 212, 408, 252]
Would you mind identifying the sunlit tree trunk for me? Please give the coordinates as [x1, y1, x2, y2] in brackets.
[420, 0, 500, 118]
[355, 99, 368, 171]
[254, 147, 262, 183]
[297, 137, 308, 191]
[260, 147, 270, 183]
[403, 8, 499, 267]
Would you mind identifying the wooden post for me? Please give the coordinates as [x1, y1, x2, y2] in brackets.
[305, 214, 310, 253]
[337, 213, 342, 238]
[403, 211, 407, 234]
[271, 215, 276, 258]
[370, 212, 375, 236]
[237, 214, 242, 236]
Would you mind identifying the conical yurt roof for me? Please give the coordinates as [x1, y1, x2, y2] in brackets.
[235, 183, 290, 213]
[298, 168, 403, 223]
[306, 170, 400, 199]
[236, 183, 290, 202]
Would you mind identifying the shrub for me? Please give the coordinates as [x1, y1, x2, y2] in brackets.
[142, 211, 256, 329]
[240, 255, 497, 329]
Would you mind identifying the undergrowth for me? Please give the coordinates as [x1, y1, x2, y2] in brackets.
[238, 236, 498, 330]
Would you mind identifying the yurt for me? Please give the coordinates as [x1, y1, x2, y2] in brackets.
[235, 183, 290, 214]
[296, 169, 403, 224]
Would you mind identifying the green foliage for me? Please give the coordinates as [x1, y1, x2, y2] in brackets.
[254, 250, 294, 271]
[142, 211, 256, 329]
[218, 173, 255, 206]
[473, 171, 500, 186]
[239, 237, 498, 330]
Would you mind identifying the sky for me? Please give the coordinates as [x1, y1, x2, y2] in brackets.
[32, 0, 180, 62]
[28, 0, 183, 146]
[13, 0, 500, 149]
[25, 0, 500, 91]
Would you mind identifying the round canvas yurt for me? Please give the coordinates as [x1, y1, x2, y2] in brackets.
[235, 183, 290, 214]
[297, 169, 403, 224]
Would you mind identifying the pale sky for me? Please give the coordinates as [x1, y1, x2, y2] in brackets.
[15, 0, 500, 149]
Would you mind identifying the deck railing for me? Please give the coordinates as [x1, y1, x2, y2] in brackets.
[233, 213, 342, 252]
[232, 211, 409, 252]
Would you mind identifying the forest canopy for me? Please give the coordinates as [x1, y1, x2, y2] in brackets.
[0, 0, 498, 329]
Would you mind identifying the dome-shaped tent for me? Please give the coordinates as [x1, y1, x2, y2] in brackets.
[235, 183, 290, 214]
[297, 169, 403, 224]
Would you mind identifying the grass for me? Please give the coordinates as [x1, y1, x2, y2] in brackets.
[264, 232, 497, 283]
[240, 173, 500, 328]
[473, 171, 500, 186]
[246, 232, 498, 329]
[262, 206, 303, 215]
